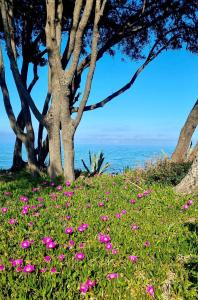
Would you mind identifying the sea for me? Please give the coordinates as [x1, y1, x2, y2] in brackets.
[0, 141, 174, 173]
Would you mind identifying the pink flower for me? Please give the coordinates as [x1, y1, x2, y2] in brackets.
[50, 267, 57, 273]
[129, 255, 138, 263]
[66, 215, 71, 220]
[39, 268, 47, 273]
[79, 243, 85, 249]
[187, 199, 193, 206]
[107, 273, 119, 280]
[23, 265, 35, 273]
[146, 285, 155, 297]
[46, 241, 56, 249]
[182, 204, 189, 210]
[98, 202, 104, 207]
[58, 254, 65, 261]
[137, 193, 143, 198]
[74, 252, 85, 261]
[130, 199, 136, 204]
[79, 283, 89, 294]
[115, 213, 121, 218]
[100, 215, 109, 221]
[0, 265, 5, 271]
[42, 237, 53, 244]
[9, 218, 17, 225]
[37, 197, 44, 202]
[81, 223, 88, 229]
[98, 233, 111, 244]
[144, 241, 150, 247]
[121, 209, 127, 214]
[131, 224, 139, 230]
[78, 226, 85, 233]
[65, 180, 71, 187]
[56, 185, 63, 191]
[16, 266, 23, 272]
[4, 191, 12, 196]
[105, 243, 113, 250]
[65, 227, 73, 235]
[44, 256, 51, 263]
[21, 240, 31, 249]
[111, 249, 118, 254]
[86, 279, 96, 288]
[69, 240, 75, 247]
[11, 259, 23, 267]
[19, 196, 28, 202]
[28, 221, 33, 226]
[1, 207, 8, 213]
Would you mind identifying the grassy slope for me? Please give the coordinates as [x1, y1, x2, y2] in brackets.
[0, 171, 197, 299]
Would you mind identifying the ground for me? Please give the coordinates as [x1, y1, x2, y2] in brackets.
[0, 171, 197, 299]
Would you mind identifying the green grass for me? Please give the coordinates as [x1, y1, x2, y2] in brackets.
[0, 171, 197, 299]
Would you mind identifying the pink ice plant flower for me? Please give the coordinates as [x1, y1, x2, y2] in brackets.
[42, 237, 53, 244]
[100, 215, 109, 221]
[115, 213, 121, 218]
[50, 267, 57, 273]
[144, 241, 150, 247]
[23, 265, 35, 273]
[19, 196, 28, 202]
[98, 202, 104, 207]
[58, 254, 65, 261]
[137, 193, 143, 198]
[187, 199, 193, 205]
[11, 259, 23, 266]
[146, 285, 155, 297]
[9, 218, 17, 225]
[129, 255, 138, 263]
[74, 252, 85, 261]
[131, 224, 139, 230]
[121, 209, 127, 214]
[65, 180, 71, 186]
[105, 243, 113, 250]
[69, 240, 75, 247]
[21, 240, 31, 249]
[86, 279, 96, 288]
[182, 204, 189, 210]
[46, 241, 56, 249]
[107, 273, 119, 280]
[39, 268, 47, 273]
[1, 207, 8, 213]
[111, 249, 118, 254]
[0, 265, 5, 271]
[56, 185, 63, 191]
[98, 233, 111, 244]
[44, 256, 51, 263]
[130, 199, 136, 204]
[65, 227, 73, 235]
[78, 226, 85, 233]
[79, 283, 89, 294]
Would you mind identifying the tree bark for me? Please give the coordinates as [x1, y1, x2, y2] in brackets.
[188, 141, 198, 162]
[62, 130, 75, 182]
[175, 152, 198, 194]
[172, 99, 198, 163]
[11, 109, 26, 170]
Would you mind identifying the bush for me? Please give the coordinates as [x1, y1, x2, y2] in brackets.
[144, 158, 192, 185]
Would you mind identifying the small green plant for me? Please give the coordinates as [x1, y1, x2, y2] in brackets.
[81, 151, 110, 176]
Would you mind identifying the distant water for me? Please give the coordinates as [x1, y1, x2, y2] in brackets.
[0, 141, 174, 173]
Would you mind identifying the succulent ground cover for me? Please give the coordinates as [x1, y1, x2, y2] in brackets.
[0, 172, 197, 299]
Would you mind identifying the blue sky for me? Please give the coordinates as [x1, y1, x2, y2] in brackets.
[0, 46, 197, 146]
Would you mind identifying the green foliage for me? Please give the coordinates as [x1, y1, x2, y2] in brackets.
[144, 158, 192, 185]
[81, 151, 110, 176]
[0, 172, 197, 299]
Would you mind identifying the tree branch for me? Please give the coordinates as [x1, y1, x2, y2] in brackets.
[0, 46, 26, 142]
[74, 0, 106, 126]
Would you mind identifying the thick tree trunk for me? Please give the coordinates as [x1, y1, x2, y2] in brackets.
[172, 99, 198, 162]
[62, 129, 75, 182]
[24, 139, 39, 175]
[47, 118, 62, 178]
[175, 153, 198, 194]
[188, 141, 198, 162]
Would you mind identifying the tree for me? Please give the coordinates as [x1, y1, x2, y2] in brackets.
[0, 0, 197, 181]
[172, 99, 198, 163]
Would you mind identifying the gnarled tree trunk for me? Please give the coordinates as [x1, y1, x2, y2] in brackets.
[175, 152, 198, 194]
[172, 99, 198, 162]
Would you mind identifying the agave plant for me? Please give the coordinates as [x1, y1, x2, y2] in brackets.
[81, 151, 110, 176]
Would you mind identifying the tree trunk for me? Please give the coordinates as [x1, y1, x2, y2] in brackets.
[172, 99, 198, 162]
[11, 109, 26, 170]
[175, 153, 198, 194]
[188, 141, 198, 162]
[62, 129, 75, 182]
[47, 117, 62, 178]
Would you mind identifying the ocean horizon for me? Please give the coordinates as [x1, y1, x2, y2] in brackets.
[0, 140, 174, 172]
